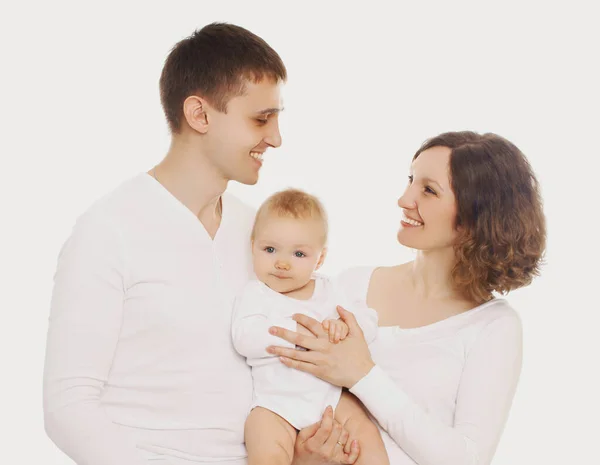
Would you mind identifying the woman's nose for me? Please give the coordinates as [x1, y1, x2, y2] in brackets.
[398, 189, 417, 209]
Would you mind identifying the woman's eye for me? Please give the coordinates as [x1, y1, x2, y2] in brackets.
[425, 186, 437, 195]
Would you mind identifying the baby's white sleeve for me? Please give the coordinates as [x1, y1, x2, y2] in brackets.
[349, 302, 378, 344]
[332, 269, 378, 343]
[231, 282, 297, 360]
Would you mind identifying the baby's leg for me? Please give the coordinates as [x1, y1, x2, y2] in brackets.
[245, 407, 297, 465]
[334, 391, 389, 465]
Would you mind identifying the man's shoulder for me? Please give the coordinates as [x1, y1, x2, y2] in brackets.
[73, 173, 148, 228]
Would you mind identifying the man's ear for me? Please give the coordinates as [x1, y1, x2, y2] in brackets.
[182, 96, 209, 134]
[315, 247, 328, 270]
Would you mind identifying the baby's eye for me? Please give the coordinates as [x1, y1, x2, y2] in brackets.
[294, 251, 306, 258]
[264, 247, 275, 253]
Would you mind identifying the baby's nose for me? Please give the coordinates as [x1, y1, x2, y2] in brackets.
[275, 261, 290, 271]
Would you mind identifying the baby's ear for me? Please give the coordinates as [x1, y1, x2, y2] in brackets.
[315, 247, 328, 270]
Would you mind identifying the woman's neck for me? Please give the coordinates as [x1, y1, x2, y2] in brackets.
[407, 247, 460, 301]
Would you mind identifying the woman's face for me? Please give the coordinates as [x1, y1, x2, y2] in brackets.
[397, 146, 459, 251]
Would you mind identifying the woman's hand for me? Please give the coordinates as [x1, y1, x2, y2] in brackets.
[291, 406, 360, 465]
[268, 306, 375, 388]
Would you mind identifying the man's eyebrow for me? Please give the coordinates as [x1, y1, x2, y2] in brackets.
[256, 107, 284, 115]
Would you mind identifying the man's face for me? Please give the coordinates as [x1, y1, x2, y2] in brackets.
[251, 214, 326, 294]
[204, 78, 283, 185]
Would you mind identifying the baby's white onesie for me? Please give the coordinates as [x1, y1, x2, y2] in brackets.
[231, 274, 378, 429]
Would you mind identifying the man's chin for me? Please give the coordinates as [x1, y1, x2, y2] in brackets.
[235, 174, 260, 186]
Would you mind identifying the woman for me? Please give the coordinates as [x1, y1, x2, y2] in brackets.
[267, 131, 546, 464]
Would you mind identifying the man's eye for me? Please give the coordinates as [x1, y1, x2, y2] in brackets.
[294, 251, 305, 258]
[408, 175, 413, 184]
[265, 247, 275, 253]
[256, 118, 268, 125]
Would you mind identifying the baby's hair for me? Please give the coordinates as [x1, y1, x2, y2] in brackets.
[251, 188, 328, 243]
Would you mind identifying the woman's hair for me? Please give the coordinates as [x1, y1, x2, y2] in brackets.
[251, 188, 328, 244]
[414, 131, 546, 303]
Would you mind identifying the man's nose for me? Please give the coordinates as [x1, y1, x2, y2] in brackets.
[265, 119, 282, 148]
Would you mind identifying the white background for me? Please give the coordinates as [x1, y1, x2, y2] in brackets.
[1, 1, 598, 464]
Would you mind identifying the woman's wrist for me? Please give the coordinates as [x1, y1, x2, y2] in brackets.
[348, 359, 375, 389]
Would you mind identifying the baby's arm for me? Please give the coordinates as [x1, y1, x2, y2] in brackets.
[231, 282, 297, 359]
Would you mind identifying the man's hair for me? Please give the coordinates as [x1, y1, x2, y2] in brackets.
[159, 22, 287, 133]
[414, 131, 547, 303]
[251, 189, 329, 244]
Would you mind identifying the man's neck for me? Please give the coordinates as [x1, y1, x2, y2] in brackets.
[153, 140, 227, 220]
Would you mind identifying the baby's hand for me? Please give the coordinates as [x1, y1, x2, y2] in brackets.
[322, 318, 349, 344]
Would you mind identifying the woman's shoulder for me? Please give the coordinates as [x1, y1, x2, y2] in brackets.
[458, 298, 523, 347]
[469, 298, 521, 325]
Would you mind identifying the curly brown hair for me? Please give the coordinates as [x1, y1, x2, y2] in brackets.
[414, 132, 546, 303]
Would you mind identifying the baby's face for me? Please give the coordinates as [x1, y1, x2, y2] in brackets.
[252, 214, 326, 294]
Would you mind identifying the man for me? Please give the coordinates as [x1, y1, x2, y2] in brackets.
[43, 23, 358, 465]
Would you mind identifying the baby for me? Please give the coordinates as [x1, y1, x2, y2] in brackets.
[231, 189, 389, 465]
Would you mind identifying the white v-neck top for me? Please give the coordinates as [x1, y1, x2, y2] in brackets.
[43, 173, 256, 464]
[338, 267, 523, 465]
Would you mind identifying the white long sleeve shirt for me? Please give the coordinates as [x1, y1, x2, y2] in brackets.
[231, 275, 378, 429]
[338, 267, 523, 465]
[43, 173, 256, 465]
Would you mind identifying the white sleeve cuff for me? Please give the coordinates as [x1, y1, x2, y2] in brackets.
[350, 364, 410, 421]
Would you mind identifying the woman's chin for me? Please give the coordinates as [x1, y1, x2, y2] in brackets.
[397, 230, 419, 248]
